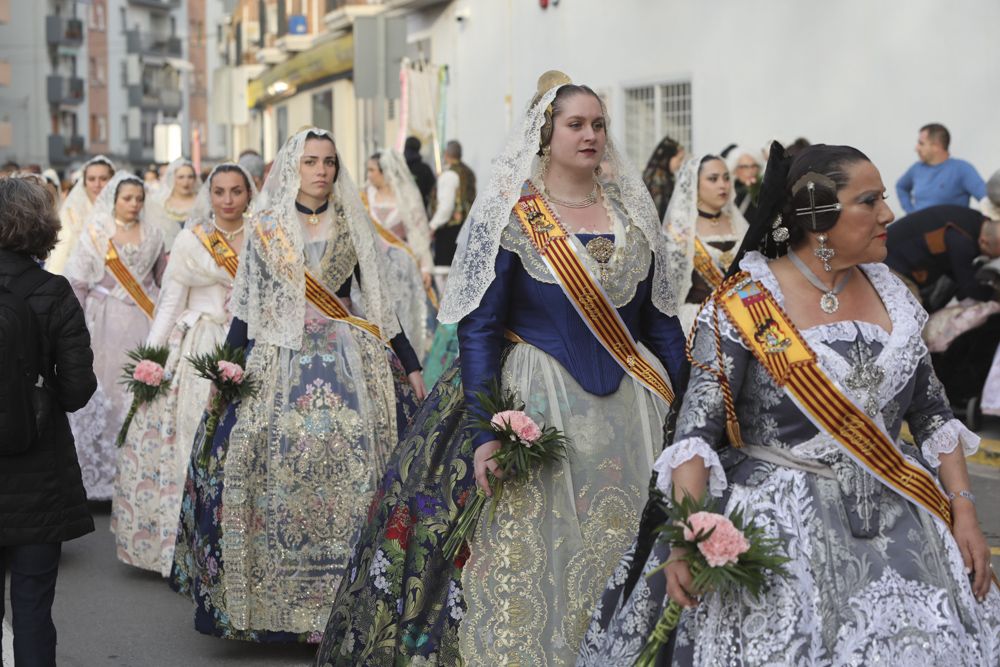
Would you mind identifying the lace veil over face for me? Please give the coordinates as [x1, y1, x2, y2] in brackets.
[230, 128, 400, 350]
[183, 163, 258, 232]
[65, 171, 158, 284]
[376, 148, 433, 270]
[62, 155, 116, 222]
[438, 74, 678, 323]
[157, 158, 202, 205]
[661, 154, 749, 305]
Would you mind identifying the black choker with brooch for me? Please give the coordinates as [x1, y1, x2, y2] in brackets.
[295, 200, 330, 226]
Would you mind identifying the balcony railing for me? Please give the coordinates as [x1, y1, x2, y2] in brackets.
[126, 29, 183, 58]
[48, 134, 86, 165]
[46, 16, 84, 47]
[127, 84, 182, 114]
[127, 0, 181, 9]
[47, 75, 85, 106]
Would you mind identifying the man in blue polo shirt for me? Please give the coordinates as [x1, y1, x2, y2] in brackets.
[896, 123, 985, 214]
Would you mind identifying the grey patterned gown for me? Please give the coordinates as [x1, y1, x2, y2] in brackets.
[577, 251, 1000, 666]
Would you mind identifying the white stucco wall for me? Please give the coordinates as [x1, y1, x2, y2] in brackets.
[413, 0, 1000, 215]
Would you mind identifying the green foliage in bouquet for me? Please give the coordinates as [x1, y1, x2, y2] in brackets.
[187, 343, 259, 467]
[116, 344, 172, 447]
[635, 491, 790, 666]
[441, 379, 571, 560]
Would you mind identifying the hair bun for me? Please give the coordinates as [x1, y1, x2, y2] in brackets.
[536, 70, 572, 96]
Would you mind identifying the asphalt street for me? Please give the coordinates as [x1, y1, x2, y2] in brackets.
[4, 505, 315, 667]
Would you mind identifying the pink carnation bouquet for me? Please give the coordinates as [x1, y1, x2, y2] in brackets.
[635, 492, 790, 666]
[116, 344, 172, 447]
[441, 380, 571, 560]
[188, 343, 259, 467]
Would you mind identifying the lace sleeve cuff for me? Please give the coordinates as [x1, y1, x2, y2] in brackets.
[921, 418, 980, 468]
[652, 437, 727, 499]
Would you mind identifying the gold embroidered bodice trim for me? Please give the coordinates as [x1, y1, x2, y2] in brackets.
[500, 210, 651, 308]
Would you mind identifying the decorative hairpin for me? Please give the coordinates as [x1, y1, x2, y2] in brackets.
[771, 214, 789, 242]
[791, 174, 841, 230]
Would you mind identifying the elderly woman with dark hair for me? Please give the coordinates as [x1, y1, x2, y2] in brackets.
[0, 177, 97, 666]
[580, 143, 1000, 666]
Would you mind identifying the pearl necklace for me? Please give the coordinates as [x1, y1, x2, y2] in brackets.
[213, 219, 244, 242]
[114, 218, 137, 231]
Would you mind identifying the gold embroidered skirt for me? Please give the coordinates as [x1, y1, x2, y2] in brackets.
[459, 342, 667, 665]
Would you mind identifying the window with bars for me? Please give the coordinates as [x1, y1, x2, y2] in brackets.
[623, 81, 691, 170]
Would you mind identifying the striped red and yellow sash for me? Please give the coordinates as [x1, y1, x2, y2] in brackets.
[254, 222, 385, 342]
[90, 228, 155, 319]
[360, 190, 440, 308]
[693, 237, 725, 289]
[192, 225, 239, 278]
[716, 272, 953, 528]
[511, 182, 674, 407]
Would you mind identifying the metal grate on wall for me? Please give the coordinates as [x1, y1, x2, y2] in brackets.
[623, 80, 691, 170]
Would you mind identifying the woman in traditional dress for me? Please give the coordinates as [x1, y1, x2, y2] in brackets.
[314, 71, 687, 666]
[168, 128, 424, 643]
[47, 155, 115, 275]
[642, 136, 685, 221]
[579, 143, 1000, 666]
[364, 148, 437, 358]
[663, 154, 749, 334]
[112, 164, 256, 576]
[146, 158, 200, 251]
[65, 173, 166, 500]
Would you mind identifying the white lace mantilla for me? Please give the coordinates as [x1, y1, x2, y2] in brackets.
[652, 437, 727, 499]
[439, 81, 677, 323]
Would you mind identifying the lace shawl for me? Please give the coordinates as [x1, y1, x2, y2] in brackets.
[230, 128, 400, 350]
[439, 83, 677, 323]
[376, 148, 433, 270]
[661, 154, 749, 308]
[64, 171, 164, 287]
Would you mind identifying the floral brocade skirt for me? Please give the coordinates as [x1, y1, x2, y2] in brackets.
[314, 342, 668, 666]
[168, 319, 417, 642]
[578, 457, 1000, 666]
[113, 313, 227, 576]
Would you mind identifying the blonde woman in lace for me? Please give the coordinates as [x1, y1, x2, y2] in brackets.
[314, 71, 686, 666]
[364, 148, 437, 357]
[146, 158, 200, 251]
[48, 156, 115, 275]
[663, 154, 749, 334]
[65, 173, 166, 500]
[166, 129, 424, 642]
[112, 164, 256, 576]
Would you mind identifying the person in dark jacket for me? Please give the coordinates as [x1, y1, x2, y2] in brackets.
[403, 136, 436, 209]
[885, 204, 1000, 310]
[0, 176, 97, 667]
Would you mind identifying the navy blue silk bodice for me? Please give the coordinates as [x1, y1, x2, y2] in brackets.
[459, 234, 686, 447]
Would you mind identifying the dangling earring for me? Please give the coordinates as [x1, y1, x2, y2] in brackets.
[814, 233, 835, 272]
[538, 146, 551, 177]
